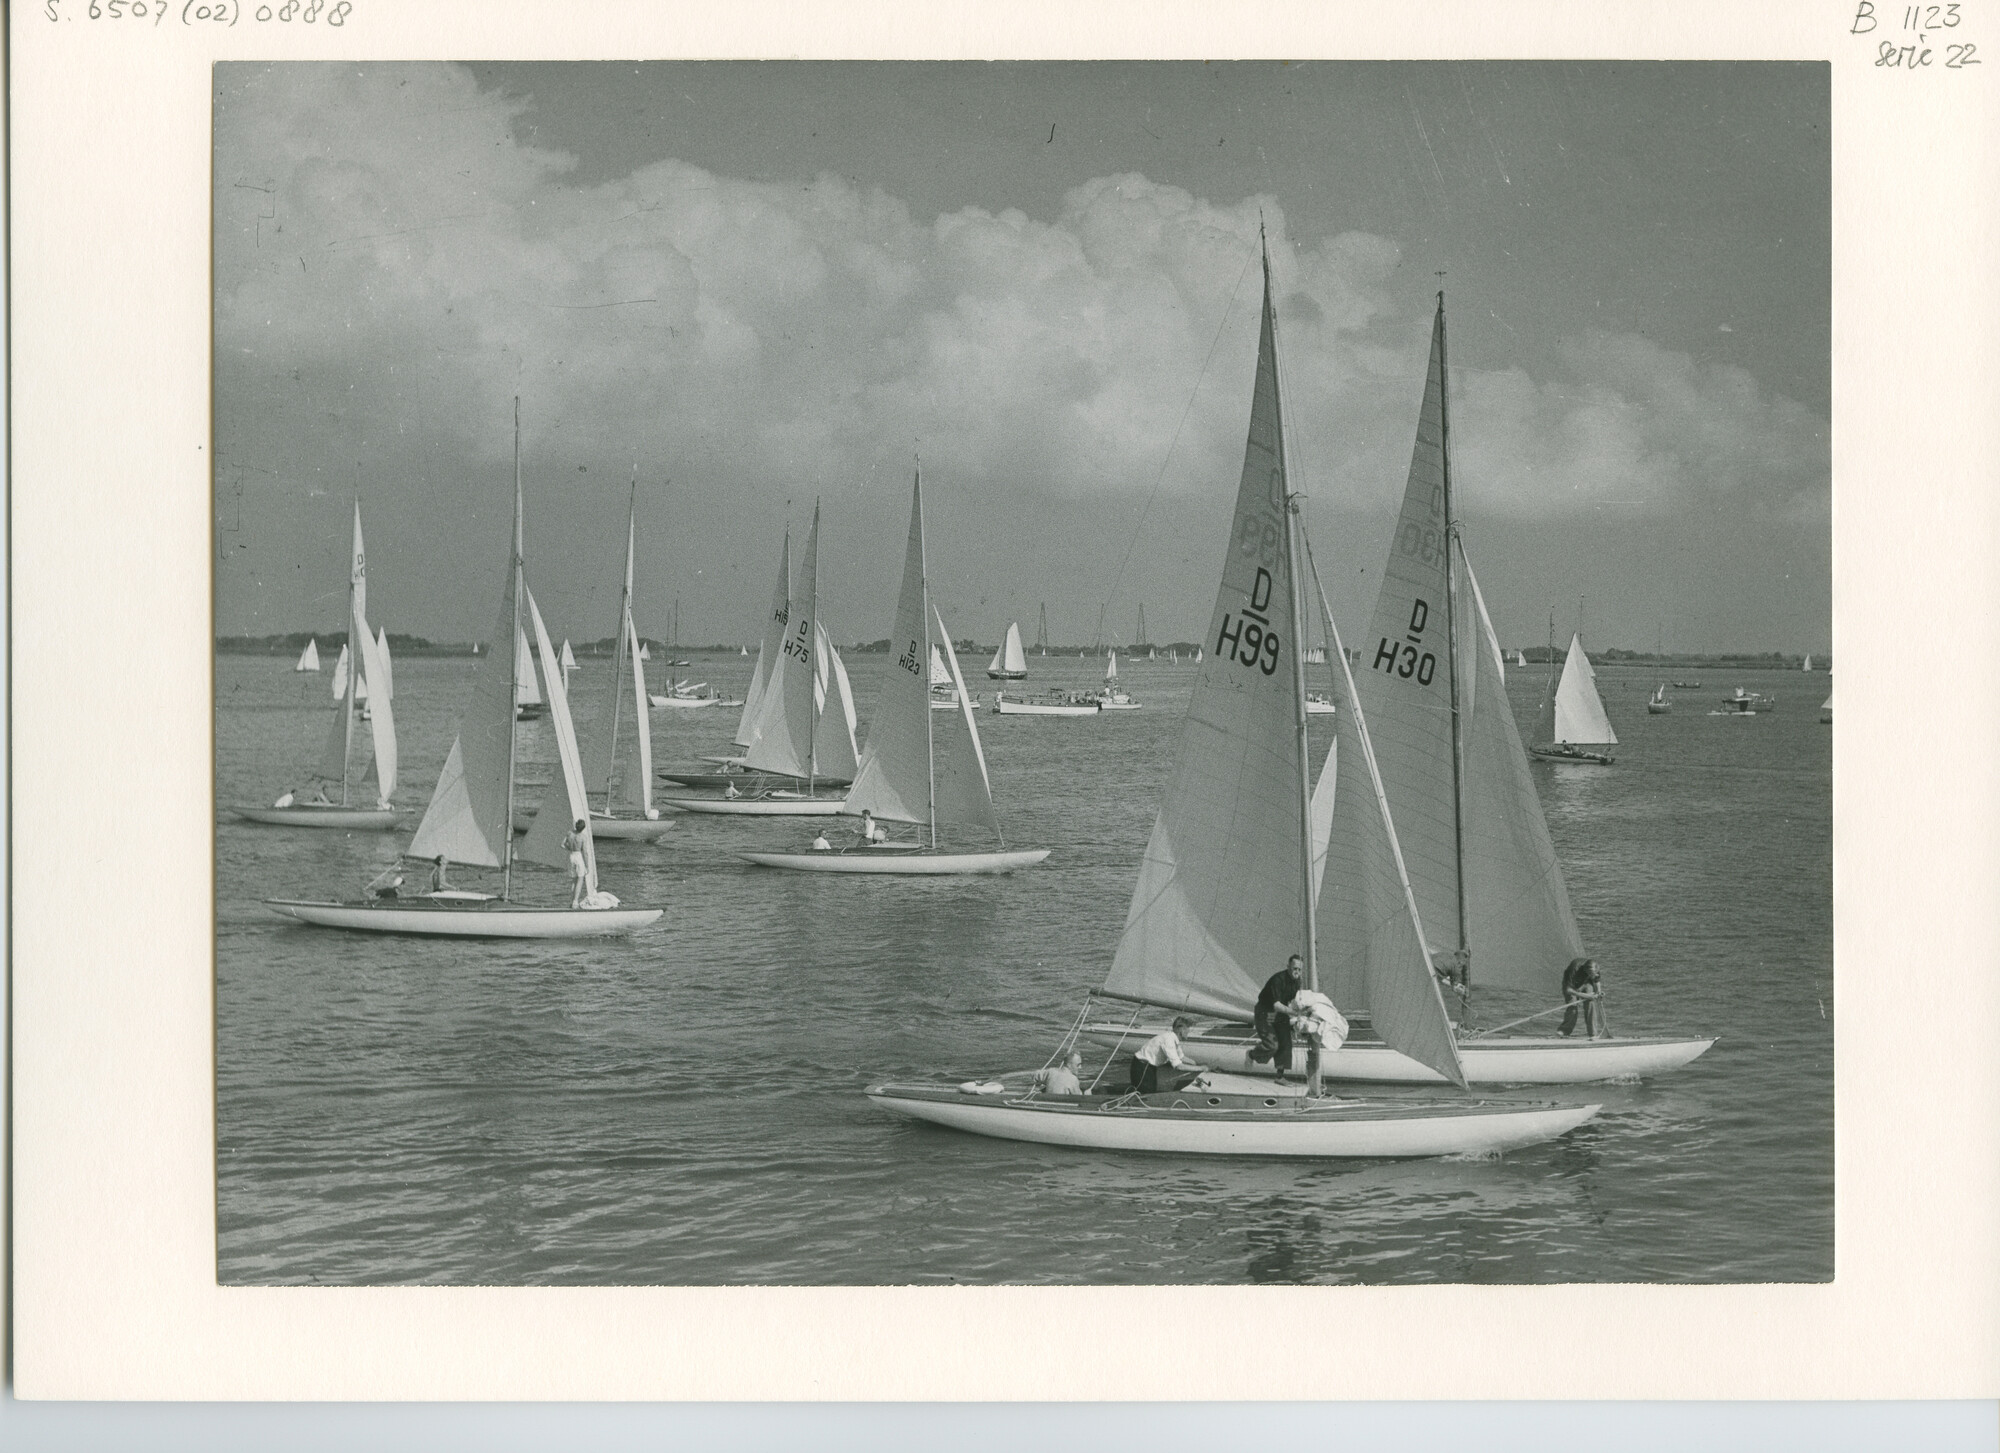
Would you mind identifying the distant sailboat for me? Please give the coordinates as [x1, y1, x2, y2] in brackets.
[1513, 650, 1528, 667]
[986, 621, 1029, 679]
[741, 474, 1049, 874]
[665, 503, 852, 815]
[1095, 648, 1141, 710]
[872, 241, 1598, 1151]
[928, 641, 959, 710]
[513, 627, 545, 718]
[1803, 654, 1813, 671]
[1530, 631, 1618, 765]
[1648, 683, 1672, 714]
[238, 500, 398, 830]
[295, 638, 320, 672]
[543, 487, 672, 841]
[266, 400, 662, 937]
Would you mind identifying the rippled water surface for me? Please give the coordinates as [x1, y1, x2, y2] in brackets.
[216, 653, 1831, 1284]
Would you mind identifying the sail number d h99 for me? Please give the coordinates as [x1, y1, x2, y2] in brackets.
[1217, 567, 1283, 676]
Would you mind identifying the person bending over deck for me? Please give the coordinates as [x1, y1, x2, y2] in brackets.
[1129, 1017, 1203, 1094]
[1559, 958, 1605, 1038]
[1252, 956, 1306, 1082]
[1036, 1050, 1084, 1096]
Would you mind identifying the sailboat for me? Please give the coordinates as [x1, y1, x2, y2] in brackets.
[663, 503, 854, 815]
[265, 401, 662, 937]
[1648, 683, 1672, 714]
[1530, 629, 1618, 765]
[1513, 650, 1528, 667]
[295, 638, 320, 672]
[524, 488, 672, 841]
[1095, 648, 1141, 710]
[985, 621, 1029, 679]
[869, 239, 1599, 1154]
[513, 627, 546, 719]
[1035, 602, 1049, 656]
[1803, 653, 1813, 671]
[1820, 689, 1832, 724]
[1126, 293, 1706, 1084]
[928, 641, 959, 710]
[741, 475, 1050, 875]
[238, 501, 399, 830]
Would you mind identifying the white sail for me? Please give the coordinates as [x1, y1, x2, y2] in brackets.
[1101, 263, 1313, 1023]
[1105, 649, 1119, 682]
[329, 643, 352, 701]
[1458, 587, 1586, 992]
[296, 638, 320, 672]
[928, 643, 951, 687]
[1309, 740, 1338, 910]
[520, 588, 599, 893]
[744, 507, 819, 778]
[736, 532, 791, 752]
[1349, 306, 1463, 957]
[1803, 654, 1812, 671]
[514, 629, 541, 707]
[581, 500, 653, 816]
[931, 607, 1002, 837]
[1548, 635, 1618, 745]
[409, 504, 523, 869]
[1003, 622, 1027, 673]
[355, 616, 397, 805]
[811, 625, 861, 783]
[375, 626, 394, 700]
[637, 642, 651, 661]
[560, 638, 577, 671]
[846, 477, 934, 826]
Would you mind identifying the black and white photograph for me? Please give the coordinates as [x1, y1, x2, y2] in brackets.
[209, 58, 1832, 1287]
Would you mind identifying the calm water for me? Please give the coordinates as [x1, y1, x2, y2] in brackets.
[215, 652, 1831, 1284]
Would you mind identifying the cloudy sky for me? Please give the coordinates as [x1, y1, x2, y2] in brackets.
[214, 61, 1828, 655]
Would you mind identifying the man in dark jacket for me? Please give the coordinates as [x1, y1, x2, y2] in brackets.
[1252, 955, 1306, 1082]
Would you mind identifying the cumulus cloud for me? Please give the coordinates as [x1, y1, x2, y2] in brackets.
[213, 62, 1827, 641]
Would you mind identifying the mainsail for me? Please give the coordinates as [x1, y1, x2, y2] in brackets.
[743, 506, 820, 778]
[846, 475, 936, 826]
[734, 534, 791, 749]
[1106, 650, 1119, 682]
[580, 496, 654, 817]
[314, 502, 395, 804]
[1335, 296, 1588, 1005]
[296, 639, 320, 672]
[1541, 635, 1618, 746]
[1100, 254, 1314, 1023]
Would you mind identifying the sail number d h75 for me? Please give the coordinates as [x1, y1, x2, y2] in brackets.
[1217, 565, 1283, 676]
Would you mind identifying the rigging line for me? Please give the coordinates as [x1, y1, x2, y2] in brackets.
[1102, 247, 1258, 609]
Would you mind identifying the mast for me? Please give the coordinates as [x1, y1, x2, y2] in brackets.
[504, 398, 522, 901]
[1436, 293, 1471, 996]
[339, 499, 359, 808]
[918, 468, 938, 849]
[1260, 226, 1323, 1098]
[603, 477, 637, 811]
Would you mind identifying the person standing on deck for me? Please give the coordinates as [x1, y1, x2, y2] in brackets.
[1129, 1017, 1203, 1093]
[1253, 955, 1307, 1083]
[564, 820, 589, 909]
[429, 855, 452, 893]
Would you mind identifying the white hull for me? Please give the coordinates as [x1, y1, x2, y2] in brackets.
[266, 899, 662, 937]
[993, 697, 1099, 716]
[1080, 1024, 1715, 1084]
[738, 847, 1051, 875]
[510, 810, 675, 840]
[649, 694, 721, 709]
[661, 795, 849, 816]
[235, 805, 399, 830]
[866, 1083, 1599, 1158]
